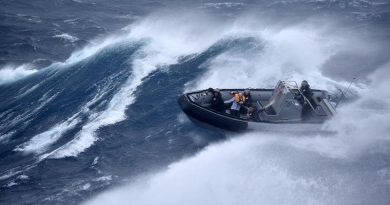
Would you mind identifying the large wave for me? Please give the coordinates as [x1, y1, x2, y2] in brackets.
[0, 10, 237, 195]
[1, 5, 390, 205]
[83, 9, 390, 205]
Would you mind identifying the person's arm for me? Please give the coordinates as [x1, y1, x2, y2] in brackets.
[224, 97, 234, 104]
[210, 97, 216, 106]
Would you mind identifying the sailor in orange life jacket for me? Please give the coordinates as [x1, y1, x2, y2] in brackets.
[224, 91, 244, 118]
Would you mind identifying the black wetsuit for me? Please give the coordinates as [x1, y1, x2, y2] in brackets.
[241, 93, 253, 114]
[243, 93, 253, 108]
[210, 93, 225, 113]
[296, 85, 316, 121]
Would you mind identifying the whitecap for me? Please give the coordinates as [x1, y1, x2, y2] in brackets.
[17, 175, 29, 180]
[82, 183, 91, 190]
[53, 33, 79, 43]
[203, 2, 245, 9]
[14, 115, 81, 154]
[6, 181, 18, 187]
[94, 175, 112, 182]
[0, 131, 16, 143]
[0, 64, 37, 85]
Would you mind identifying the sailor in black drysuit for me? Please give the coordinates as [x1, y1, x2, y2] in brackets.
[242, 89, 254, 116]
[295, 80, 316, 121]
[242, 89, 253, 110]
[209, 88, 225, 113]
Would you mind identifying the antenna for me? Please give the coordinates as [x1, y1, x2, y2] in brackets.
[335, 77, 357, 108]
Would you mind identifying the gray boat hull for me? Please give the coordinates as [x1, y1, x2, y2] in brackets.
[178, 82, 335, 132]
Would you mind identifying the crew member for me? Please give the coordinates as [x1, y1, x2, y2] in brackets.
[224, 91, 243, 118]
[295, 80, 316, 121]
[210, 88, 225, 113]
[242, 89, 254, 116]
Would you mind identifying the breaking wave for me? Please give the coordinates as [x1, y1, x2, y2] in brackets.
[0, 64, 37, 85]
[83, 9, 390, 205]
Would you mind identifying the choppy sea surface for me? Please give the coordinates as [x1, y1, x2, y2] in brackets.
[1, 0, 390, 204]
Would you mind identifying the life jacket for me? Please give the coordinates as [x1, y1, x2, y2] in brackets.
[243, 95, 249, 103]
[234, 93, 245, 103]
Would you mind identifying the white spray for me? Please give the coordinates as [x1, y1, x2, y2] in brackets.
[84, 9, 390, 205]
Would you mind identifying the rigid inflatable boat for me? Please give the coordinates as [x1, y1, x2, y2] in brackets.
[178, 81, 337, 132]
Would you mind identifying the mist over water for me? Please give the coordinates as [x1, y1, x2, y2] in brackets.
[1, 1, 390, 204]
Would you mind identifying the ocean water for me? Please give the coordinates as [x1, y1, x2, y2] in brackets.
[1, 0, 390, 204]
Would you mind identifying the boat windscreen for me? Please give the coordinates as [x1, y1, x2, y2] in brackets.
[265, 81, 290, 114]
